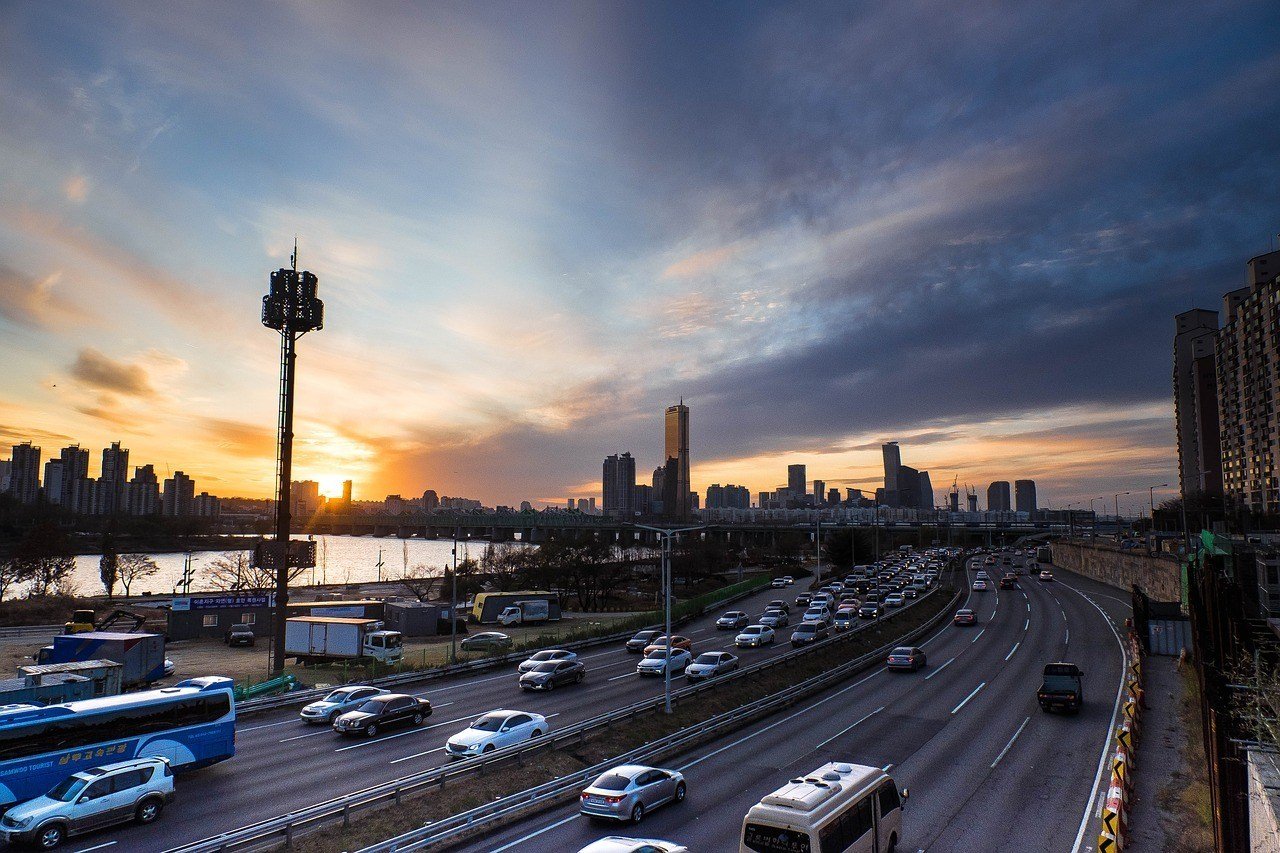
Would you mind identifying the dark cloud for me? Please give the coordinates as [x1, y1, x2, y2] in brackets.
[69, 348, 156, 398]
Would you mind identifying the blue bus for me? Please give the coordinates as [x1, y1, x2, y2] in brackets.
[0, 676, 235, 807]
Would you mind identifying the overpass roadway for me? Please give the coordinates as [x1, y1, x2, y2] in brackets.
[451, 559, 1130, 853]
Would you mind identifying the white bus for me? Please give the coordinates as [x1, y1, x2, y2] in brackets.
[740, 762, 905, 853]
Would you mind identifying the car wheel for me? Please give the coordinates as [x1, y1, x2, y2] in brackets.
[412, 713, 424, 725]
[136, 796, 164, 824]
[887, 832, 897, 853]
[630, 802, 645, 823]
[365, 723, 379, 738]
[328, 710, 340, 724]
[577, 672, 585, 683]
[531, 729, 542, 737]
[35, 823, 65, 849]
[674, 782, 687, 803]
[483, 743, 495, 753]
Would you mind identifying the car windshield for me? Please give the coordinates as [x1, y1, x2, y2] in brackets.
[357, 698, 389, 712]
[531, 662, 559, 672]
[470, 715, 507, 732]
[592, 773, 632, 791]
[646, 649, 672, 659]
[744, 627, 762, 634]
[529, 651, 553, 661]
[48, 775, 89, 802]
[695, 653, 722, 664]
[796, 625, 816, 633]
[325, 689, 354, 702]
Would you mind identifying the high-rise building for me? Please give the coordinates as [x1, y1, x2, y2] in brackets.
[1015, 480, 1037, 514]
[342, 480, 353, 504]
[967, 492, 979, 512]
[1174, 308, 1224, 499]
[125, 464, 160, 516]
[422, 490, 439, 512]
[384, 494, 406, 514]
[987, 481, 1012, 512]
[846, 488, 862, 502]
[56, 445, 89, 507]
[827, 488, 840, 506]
[633, 484, 653, 515]
[98, 441, 129, 516]
[43, 459, 65, 505]
[162, 471, 195, 517]
[602, 452, 637, 517]
[663, 402, 691, 520]
[291, 480, 320, 517]
[0, 459, 10, 493]
[193, 492, 221, 518]
[788, 464, 807, 497]
[69, 477, 97, 515]
[917, 471, 934, 510]
[882, 442, 901, 505]
[1215, 250, 1280, 512]
[7, 442, 41, 505]
[519, 500, 533, 512]
[576, 498, 590, 513]
[813, 479, 825, 504]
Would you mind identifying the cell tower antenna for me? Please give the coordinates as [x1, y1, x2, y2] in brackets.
[291, 236, 298, 271]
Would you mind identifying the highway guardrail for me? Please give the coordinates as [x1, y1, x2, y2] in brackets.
[236, 575, 770, 716]
[357, 582, 965, 850]
[166, 566, 959, 852]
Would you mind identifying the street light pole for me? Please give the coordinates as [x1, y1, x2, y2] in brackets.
[1148, 484, 1169, 521]
[1065, 503, 1076, 538]
[1114, 491, 1131, 537]
[450, 532, 458, 665]
[630, 523, 705, 714]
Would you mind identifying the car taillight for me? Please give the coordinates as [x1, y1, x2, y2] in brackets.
[605, 795, 624, 803]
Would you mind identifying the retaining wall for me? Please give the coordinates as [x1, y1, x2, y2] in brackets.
[1248, 748, 1280, 853]
[1050, 540, 1181, 601]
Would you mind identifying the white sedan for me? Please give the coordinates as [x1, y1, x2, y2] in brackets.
[884, 592, 905, 608]
[444, 710, 548, 758]
[637, 649, 692, 676]
[735, 625, 775, 648]
[577, 839, 689, 853]
[972, 579, 988, 591]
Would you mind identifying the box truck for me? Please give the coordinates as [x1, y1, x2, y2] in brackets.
[284, 616, 404, 664]
[35, 632, 166, 688]
[497, 599, 552, 626]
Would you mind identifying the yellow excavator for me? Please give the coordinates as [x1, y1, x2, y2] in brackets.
[63, 608, 147, 635]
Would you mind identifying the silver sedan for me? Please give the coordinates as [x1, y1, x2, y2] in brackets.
[685, 651, 739, 681]
[579, 764, 687, 823]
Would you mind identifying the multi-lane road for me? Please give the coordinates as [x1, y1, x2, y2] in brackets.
[458, 557, 1130, 852]
[82, 580, 876, 852]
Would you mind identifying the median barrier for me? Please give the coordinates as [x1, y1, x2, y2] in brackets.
[168, 561, 965, 853]
[1097, 627, 1145, 853]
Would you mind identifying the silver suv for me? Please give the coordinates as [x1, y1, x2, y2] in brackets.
[0, 757, 174, 848]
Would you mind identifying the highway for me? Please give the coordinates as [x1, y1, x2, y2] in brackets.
[77, 580, 887, 853]
[455, 557, 1130, 852]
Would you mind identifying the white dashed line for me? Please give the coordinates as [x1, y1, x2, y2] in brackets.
[815, 706, 884, 750]
[990, 715, 1031, 768]
[951, 682, 986, 715]
[924, 657, 955, 680]
[1005, 642, 1020, 661]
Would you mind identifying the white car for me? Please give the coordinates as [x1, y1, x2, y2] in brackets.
[782, 575, 794, 585]
[300, 685, 389, 724]
[973, 579, 988, 591]
[0, 757, 173, 849]
[517, 649, 578, 674]
[735, 625, 775, 648]
[759, 609, 789, 628]
[577, 839, 689, 853]
[637, 649, 692, 676]
[884, 592, 905, 608]
[802, 607, 832, 624]
[685, 651, 739, 681]
[770, 577, 787, 588]
[445, 710, 548, 758]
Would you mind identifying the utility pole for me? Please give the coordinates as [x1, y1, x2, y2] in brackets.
[450, 532, 459, 665]
[260, 241, 323, 675]
[1114, 491, 1130, 537]
[631, 523, 704, 713]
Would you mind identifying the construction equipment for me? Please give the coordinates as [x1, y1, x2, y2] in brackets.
[63, 608, 150, 635]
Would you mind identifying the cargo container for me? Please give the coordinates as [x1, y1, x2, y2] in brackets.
[36, 633, 165, 688]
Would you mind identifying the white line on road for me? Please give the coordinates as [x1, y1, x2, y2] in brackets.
[815, 706, 884, 750]
[334, 712, 475, 752]
[951, 682, 986, 715]
[1027, 601, 1031, 612]
[487, 814, 579, 852]
[1005, 642, 1020, 661]
[1023, 618, 1029, 631]
[239, 718, 297, 732]
[70, 843, 117, 853]
[607, 670, 637, 681]
[990, 716, 1031, 768]
[281, 702, 455, 742]
[924, 657, 955, 680]
[1065, 627, 1070, 646]
[970, 627, 986, 644]
[388, 746, 445, 764]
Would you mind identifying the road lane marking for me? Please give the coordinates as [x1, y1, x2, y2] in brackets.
[608, 671, 638, 681]
[70, 843, 116, 853]
[1058, 579, 1129, 853]
[970, 627, 986, 644]
[334, 712, 476, 752]
[239, 719, 297, 732]
[281, 702, 455, 742]
[991, 715, 1031, 768]
[924, 657, 955, 680]
[1027, 601, 1031, 612]
[1004, 642, 1020, 661]
[489, 813, 579, 851]
[950, 682, 986, 715]
[1023, 618, 1029, 631]
[1065, 627, 1070, 646]
[815, 706, 884, 750]
[389, 746, 446, 764]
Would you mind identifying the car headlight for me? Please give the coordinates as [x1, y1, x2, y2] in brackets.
[9, 816, 32, 830]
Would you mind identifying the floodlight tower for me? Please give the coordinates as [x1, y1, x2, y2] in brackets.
[261, 242, 324, 675]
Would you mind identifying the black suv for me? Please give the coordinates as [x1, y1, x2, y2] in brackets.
[225, 624, 255, 647]
[333, 693, 432, 737]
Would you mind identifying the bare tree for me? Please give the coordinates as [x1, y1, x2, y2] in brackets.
[118, 554, 161, 597]
[14, 523, 75, 598]
[399, 565, 438, 602]
[204, 551, 270, 591]
[0, 557, 28, 601]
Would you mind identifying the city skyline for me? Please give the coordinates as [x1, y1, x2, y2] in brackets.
[3, 4, 1278, 510]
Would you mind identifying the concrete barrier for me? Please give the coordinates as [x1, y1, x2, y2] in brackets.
[1050, 540, 1180, 601]
[1097, 629, 1145, 852]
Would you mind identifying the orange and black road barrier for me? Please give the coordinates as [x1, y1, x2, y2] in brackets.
[1097, 630, 1145, 852]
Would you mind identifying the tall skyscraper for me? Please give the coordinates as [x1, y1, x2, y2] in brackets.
[7, 442, 41, 505]
[813, 479, 826, 504]
[1215, 250, 1280, 512]
[1015, 480, 1037, 514]
[987, 481, 1012, 512]
[602, 452, 637, 517]
[56, 445, 89, 507]
[291, 480, 320, 517]
[125, 464, 160, 516]
[1174, 308, 1224, 499]
[788, 464, 807, 497]
[633, 484, 653, 515]
[162, 471, 196, 517]
[917, 471, 934, 510]
[664, 402, 690, 520]
[98, 441, 129, 515]
[827, 487, 840, 506]
[882, 442, 901, 492]
[422, 489, 439, 511]
[42, 459, 65, 505]
[342, 480, 353, 504]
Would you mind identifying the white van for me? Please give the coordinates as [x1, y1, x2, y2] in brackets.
[739, 762, 905, 853]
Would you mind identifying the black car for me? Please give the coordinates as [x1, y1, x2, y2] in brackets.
[858, 603, 881, 619]
[790, 622, 830, 647]
[224, 623, 255, 647]
[519, 658, 587, 690]
[999, 575, 1018, 589]
[795, 593, 813, 608]
[625, 630, 662, 653]
[333, 694, 432, 737]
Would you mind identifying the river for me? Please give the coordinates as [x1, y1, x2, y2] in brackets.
[69, 535, 520, 597]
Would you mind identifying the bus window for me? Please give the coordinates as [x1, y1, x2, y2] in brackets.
[818, 795, 873, 853]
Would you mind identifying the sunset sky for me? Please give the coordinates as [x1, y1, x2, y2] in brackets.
[3, 1, 1280, 512]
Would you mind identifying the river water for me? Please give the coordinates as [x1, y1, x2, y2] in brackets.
[69, 536, 514, 597]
